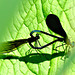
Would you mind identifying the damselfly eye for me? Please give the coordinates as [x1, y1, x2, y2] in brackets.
[46, 14, 67, 38]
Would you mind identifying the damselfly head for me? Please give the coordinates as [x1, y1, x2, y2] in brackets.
[46, 14, 67, 39]
[71, 42, 75, 47]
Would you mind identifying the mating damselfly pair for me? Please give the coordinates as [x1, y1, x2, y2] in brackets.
[0, 14, 74, 54]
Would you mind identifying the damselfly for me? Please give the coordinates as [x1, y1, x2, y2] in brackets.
[29, 14, 74, 49]
[0, 34, 39, 53]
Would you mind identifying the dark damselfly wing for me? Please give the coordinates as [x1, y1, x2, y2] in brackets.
[46, 14, 67, 39]
[0, 35, 39, 53]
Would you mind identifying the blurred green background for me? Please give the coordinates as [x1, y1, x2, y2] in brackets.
[0, 0, 21, 42]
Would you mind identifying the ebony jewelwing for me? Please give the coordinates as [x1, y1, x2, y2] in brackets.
[1, 14, 74, 53]
[0, 34, 39, 53]
[29, 14, 74, 49]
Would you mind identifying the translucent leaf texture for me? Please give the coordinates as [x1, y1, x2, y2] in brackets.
[0, 0, 75, 75]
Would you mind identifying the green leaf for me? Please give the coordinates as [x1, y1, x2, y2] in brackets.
[0, 0, 75, 75]
[56, 46, 75, 75]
